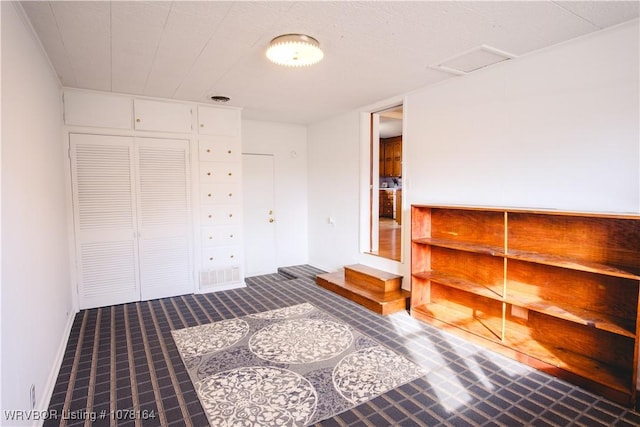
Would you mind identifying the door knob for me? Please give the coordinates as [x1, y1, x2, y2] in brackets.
[269, 218, 275, 223]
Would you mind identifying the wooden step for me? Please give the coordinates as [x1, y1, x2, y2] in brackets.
[344, 264, 402, 293]
[316, 268, 409, 316]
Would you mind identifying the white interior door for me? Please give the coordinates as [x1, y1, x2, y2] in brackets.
[242, 154, 277, 276]
[135, 137, 192, 300]
[70, 134, 140, 308]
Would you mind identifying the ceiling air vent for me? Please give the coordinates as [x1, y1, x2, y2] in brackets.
[432, 45, 516, 76]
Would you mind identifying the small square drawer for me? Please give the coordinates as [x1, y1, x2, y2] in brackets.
[200, 205, 241, 226]
[199, 137, 240, 161]
[202, 246, 241, 269]
[201, 226, 240, 247]
[200, 183, 241, 204]
[199, 162, 241, 182]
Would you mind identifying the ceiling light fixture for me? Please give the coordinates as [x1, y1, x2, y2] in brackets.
[266, 34, 324, 67]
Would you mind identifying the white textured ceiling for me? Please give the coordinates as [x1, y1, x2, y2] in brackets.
[20, 1, 640, 124]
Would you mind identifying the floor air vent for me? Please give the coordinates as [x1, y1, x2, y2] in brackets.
[199, 267, 241, 288]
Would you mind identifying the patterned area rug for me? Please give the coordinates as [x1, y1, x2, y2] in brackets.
[172, 303, 425, 426]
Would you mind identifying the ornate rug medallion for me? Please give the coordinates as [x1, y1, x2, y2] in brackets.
[172, 303, 425, 426]
[171, 318, 249, 358]
[197, 366, 317, 426]
[250, 318, 352, 364]
[333, 346, 426, 405]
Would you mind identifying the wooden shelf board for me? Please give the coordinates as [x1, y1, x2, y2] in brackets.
[504, 321, 633, 395]
[507, 249, 640, 280]
[415, 270, 636, 337]
[412, 302, 503, 342]
[412, 237, 640, 279]
[414, 270, 504, 301]
[413, 237, 505, 257]
[505, 290, 637, 338]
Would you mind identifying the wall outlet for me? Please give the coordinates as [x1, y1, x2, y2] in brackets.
[30, 384, 36, 409]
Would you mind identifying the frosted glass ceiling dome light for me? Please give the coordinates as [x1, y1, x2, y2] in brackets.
[266, 34, 324, 67]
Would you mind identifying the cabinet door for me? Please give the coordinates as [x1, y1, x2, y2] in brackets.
[384, 142, 393, 177]
[64, 90, 132, 129]
[379, 141, 385, 177]
[134, 99, 192, 133]
[380, 191, 394, 217]
[70, 134, 140, 309]
[135, 138, 193, 300]
[392, 140, 402, 177]
[198, 106, 240, 137]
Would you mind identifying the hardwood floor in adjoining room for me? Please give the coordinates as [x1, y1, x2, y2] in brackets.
[374, 217, 402, 261]
[44, 265, 640, 426]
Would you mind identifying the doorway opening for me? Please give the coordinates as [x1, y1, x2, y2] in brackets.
[368, 105, 403, 262]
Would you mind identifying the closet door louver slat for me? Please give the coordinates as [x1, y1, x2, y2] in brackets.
[138, 237, 191, 300]
[79, 241, 137, 298]
[75, 144, 134, 230]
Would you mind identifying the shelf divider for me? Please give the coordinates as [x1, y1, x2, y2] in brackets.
[506, 249, 640, 280]
[413, 237, 505, 257]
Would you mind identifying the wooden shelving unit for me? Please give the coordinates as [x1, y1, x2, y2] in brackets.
[411, 205, 640, 406]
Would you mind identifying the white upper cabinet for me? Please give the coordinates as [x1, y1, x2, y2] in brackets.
[134, 99, 193, 133]
[64, 90, 241, 137]
[198, 105, 240, 136]
[64, 90, 132, 129]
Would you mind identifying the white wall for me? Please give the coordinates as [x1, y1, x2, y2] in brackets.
[1, 3, 73, 424]
[307, 20, 639, 274]
[404, 20, 639, 214]
[307, 112, 361, 272]
[242, 120, 309, 268]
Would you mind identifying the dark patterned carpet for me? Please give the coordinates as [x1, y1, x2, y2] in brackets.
[44, 265, 640, 426]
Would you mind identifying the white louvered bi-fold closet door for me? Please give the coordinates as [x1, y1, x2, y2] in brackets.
[70, 134, 193, 309]
[135, 138, 192, 301]
[70, 134, 140, 308]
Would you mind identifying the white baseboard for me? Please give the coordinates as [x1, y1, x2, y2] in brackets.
[308, 262, 333, 273]
[33, 310, 77, 427]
